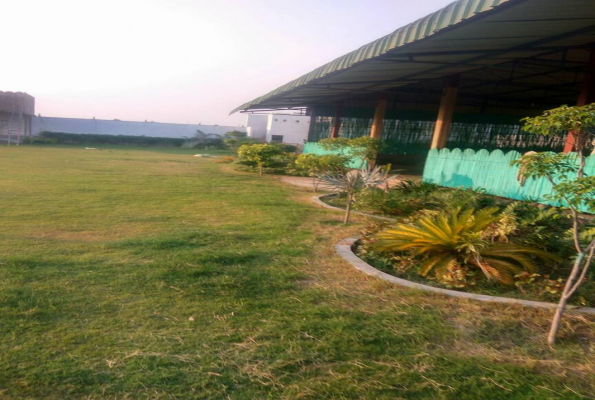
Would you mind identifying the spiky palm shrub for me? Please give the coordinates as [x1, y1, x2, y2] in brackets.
[321, 165, 391, 224]
[374, 207, 561, 287]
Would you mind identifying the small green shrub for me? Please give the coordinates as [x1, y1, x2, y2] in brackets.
[427, 187, 497, 210]
[318, 137, 386, 166]
[354, 187, 418, 216]
[237, 144, 287, 175]
[293, 154, 349, 175]
[272, 143, 298, 153]
[287, 153, 350, 191]
[392, 180, 439, 195]
[500, 202, 576, 260]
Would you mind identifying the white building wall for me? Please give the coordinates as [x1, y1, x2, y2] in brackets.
[31, 116, 245, 138]
[245, 114, 268, 140]
[265, 114, 310, 144]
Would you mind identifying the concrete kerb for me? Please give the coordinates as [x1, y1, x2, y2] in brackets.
[336, 237, 595, 316]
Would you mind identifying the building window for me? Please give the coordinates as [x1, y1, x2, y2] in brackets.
[283, 120, 287, 122]
[295, 120, 300, 123]
[271, 135, 283, 143]
[274, 118, 278, 122]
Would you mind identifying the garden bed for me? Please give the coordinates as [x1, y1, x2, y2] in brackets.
[318, 181, 595, 307]
[337, 237, 595, 314]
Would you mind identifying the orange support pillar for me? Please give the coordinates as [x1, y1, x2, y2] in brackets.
[370, 97, 388, 139]
[430, 76, 459, 149]
[330, 103, 343, 138]
[564, 49, 595, 153]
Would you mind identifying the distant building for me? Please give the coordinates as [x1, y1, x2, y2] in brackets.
[245, 113, 310, 144]
[0, 91, 35, 144]
[31, 116, 245, 139]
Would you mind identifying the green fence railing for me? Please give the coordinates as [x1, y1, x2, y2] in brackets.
[423, 148, 593, 213]
[309, 116, 567, 154]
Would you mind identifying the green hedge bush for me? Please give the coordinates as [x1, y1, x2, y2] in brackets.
[33, 131, 185, 147]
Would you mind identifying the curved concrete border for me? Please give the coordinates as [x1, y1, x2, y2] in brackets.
[336, 237, 595, 315]
[311, 194, 397, 222]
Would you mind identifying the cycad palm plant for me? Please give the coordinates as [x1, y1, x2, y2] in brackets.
[374, 207, 561, 286]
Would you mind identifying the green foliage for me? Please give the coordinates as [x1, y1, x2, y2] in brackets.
[318, 136, 386, 165]
[511, 152, 595, 211]
[352, 180, 496, 218]
[189, 130, 226, 149]
[392, 179, 439, 195]
[521, 103, 595, 138]
[272, 143, 298, 153]
[554, 176, 595, 212]
[500, 202, 576, 258]
[36, 131, 185, 147]
[224, 130, 248, 139]
[355, 187, 419, 216]
[224, 130, 260, 152]
[348, 136, 386, 163]
[321, 165, 391, 195]
[22, 136, 59, 145]
[237, 143, 287, 175]
[425, 187, 498, 210]
[293, 153, 349, 176]
[318, 137, 351, 154]
[374, 207, 561, 287]
[513, 152, 577, 181]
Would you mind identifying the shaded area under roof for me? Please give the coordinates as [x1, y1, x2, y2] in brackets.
[232, 0, 595, 114]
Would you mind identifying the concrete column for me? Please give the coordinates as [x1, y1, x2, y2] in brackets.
[306, 106, 317, 142]
[330, 103, 343, 138]
[563, 49, 595, 153]
[370, 97, 388, 139]
[430, 75, 459, 149]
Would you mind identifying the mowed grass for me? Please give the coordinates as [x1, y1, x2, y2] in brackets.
[0, 146, 594, 399]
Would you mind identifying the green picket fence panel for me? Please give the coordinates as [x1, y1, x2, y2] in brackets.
[302, 142, 366, 169]
[423, 148, 594, 213]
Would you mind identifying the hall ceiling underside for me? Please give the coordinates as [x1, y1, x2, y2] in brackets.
[232, 0, 595, 114]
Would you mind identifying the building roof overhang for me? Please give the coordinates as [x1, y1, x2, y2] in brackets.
[232, 0, 595, 114]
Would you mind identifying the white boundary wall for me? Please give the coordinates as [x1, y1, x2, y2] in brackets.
[32, 116, 245, 138]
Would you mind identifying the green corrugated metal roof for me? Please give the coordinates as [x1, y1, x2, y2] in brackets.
[231, 0, 512, 114]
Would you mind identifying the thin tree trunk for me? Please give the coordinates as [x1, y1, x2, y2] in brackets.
[547, 137, 588, 345]
[343, 195, 352, 224]
[548, 253, 584, 345]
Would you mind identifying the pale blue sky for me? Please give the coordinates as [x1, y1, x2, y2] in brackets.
[3, 0, 454, 125]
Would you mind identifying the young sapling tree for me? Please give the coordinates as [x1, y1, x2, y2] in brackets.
[321, 165, 391, 224]
[514, 103, 595, 345]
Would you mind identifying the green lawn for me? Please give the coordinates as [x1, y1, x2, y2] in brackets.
[0, 146, 594, 399]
